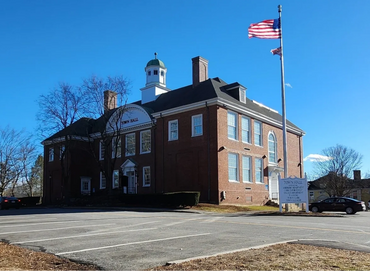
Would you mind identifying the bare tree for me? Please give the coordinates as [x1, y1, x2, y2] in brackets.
[21, 155, 43, 197]
[37, 75, 130, 199]
[80, 75, 130, 195]
[0, 127, 36, 196]
[313, 144, 363, 197]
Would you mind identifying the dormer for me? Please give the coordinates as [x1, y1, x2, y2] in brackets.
[221, 82, 247, 104]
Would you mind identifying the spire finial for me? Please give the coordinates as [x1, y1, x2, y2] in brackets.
[154, 52, 157, 59]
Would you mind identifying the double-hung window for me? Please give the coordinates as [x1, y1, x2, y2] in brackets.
[242, 155, 252, 183]
[241, 116, 251, 144]
[49, 147, 54, 162]
[168, 120, 178, 141]
[143, 166, 151, 187]
[100, 172, 106, 189]
[59, 145, 65, 160]
[254, 121, 262, 146]
[228, 153, 239, 182]
[192, 114, 203, 137]
[112, 137, 122, 158]
[112, 170, 119, 189]
[125, 133, 135, 156]
[255, 158, 263, 183]
[227, 112, 238, 140]
[99, 141, 105, 160]
[140, 130, 151, 154]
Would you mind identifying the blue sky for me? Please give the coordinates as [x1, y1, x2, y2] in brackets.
[1, 0, 369, 179]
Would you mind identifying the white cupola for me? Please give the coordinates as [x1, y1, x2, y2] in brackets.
[141, 53, 171, 104]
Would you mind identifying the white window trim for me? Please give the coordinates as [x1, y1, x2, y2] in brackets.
[112, 170, 119, 189]
[242, 155, 252, 183]
[192, 114, 203, 137]
[228, 153, 239, 182]
[100, 172, 106, 189]
[80, 177, 91, 195]
[125, 133, 135, 157]
[112, 137, 122, 158]
[254, 120, 263, 147]
[255, 158, 264, 184]
[140, 130, 151, 154]
[268, 131, 277, 164]
[227, 111, 238, 141]
[49, 147, 54, 162]
[143, 166, 151, 187]
[99, 140, 105, 160]
[241, 116, 251, 144]
[59, 145, 65, 160]
[168, 119, 179, 141]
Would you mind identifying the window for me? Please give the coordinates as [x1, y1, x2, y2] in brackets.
[168, 120, 178, 141]
[192, 114, 203, 137]
[49, 148, 54, 162]
[242, 155, 252, 183]
[100, 172, 106, 189]
[112, 137, 122, 158]
[255, 158, 263, 183]
[148, 70, 151, 76]
[268, 132, 277, 163]
[112, 170, 119, 189]
[140, 130, 151, 153]
[154, 70, 158, 75]
[241, 116, 251, 143]
[254, 121, 262, 146]
[125, 133, 135, 156]
[99, 141, 105, 160]
[160, 70, 164, 76]
[80, 177, 91, 195]
[59, 145, 65, 160]
[143, 166, 150, 187]
[228, 153, 239, 182]
[227, 112, 238, 140]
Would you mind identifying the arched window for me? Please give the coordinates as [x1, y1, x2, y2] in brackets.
[268, 132, 277, 163]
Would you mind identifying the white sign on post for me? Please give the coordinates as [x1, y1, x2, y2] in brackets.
[278, 175, 309, 212]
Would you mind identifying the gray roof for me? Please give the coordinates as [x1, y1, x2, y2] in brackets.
[43, 77, 304, 143]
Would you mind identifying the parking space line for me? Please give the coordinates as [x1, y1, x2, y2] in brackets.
[12, 221, 161, 244]
[0, 223, 116, 235]
[56, 232, 211, 255]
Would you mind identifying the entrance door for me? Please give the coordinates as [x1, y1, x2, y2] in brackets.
[127, 171, 137, 194]
[269, 171, 279, 201]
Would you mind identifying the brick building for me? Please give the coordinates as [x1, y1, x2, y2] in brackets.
[42, 55, 305, 206]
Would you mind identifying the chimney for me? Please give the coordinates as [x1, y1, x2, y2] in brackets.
[104, 90, 117, 112]
[353, 170, 361, 181]
[192, 56, 208, 87]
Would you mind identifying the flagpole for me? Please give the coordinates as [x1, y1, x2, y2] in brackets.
[278, 5, 288, 179]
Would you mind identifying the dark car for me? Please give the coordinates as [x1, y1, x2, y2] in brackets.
[0, 196, 21, 210]
[309, 197, 366, 214]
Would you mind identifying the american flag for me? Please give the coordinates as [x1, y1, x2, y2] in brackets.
[271, 47, 281, 56]
[248, 19, 281, 39]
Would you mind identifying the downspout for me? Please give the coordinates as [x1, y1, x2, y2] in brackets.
[206, 102, 211, 202]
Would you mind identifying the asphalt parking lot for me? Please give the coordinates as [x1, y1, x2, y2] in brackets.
[1, 207, 370, 270]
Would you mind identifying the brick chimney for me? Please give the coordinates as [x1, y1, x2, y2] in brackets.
[104, 90, 117, 112]
[192, 56, 208, 87]
[353, 170, 361, 180]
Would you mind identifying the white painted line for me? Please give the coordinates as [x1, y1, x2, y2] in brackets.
[12, 221, 161, 244]
[56, 233, 211, 255]
[203, 217, 223, 223]
[0, 220, 83, 229]
[163, 218, 197, 227]
[0, 223, 115, 235]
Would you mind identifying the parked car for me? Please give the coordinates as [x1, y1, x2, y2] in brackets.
[0, 196, 21, 210]
[309, 197, 366, 214]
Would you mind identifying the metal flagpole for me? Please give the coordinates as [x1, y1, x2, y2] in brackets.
[278, 5, 288, 179]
